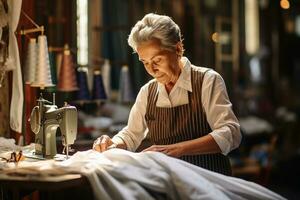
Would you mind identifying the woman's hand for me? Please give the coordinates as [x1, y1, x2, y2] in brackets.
[93, 135, 116, 152]
[142, 143, 184, 158]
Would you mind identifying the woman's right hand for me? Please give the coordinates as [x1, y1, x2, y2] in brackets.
[93, 135, 116, 152]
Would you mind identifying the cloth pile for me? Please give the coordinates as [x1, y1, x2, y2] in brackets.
[2, 148, 285, 200]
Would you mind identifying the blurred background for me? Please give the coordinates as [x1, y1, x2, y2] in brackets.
[0, 0, 300, 199]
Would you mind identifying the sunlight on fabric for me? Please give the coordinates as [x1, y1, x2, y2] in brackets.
[76, 0, 88, 65]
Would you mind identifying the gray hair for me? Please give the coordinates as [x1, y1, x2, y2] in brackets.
[128, 13, 183, 53]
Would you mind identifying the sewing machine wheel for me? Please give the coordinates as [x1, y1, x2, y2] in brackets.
[30, 106, 40, 134]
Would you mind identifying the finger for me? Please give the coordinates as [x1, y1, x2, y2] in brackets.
[107, 143, 117, 150]
[142, 145, 157, 152]
[142, 147, 150, 152]
[161, 149, 169, 154]
[92, 138, 101, 152]
[153, 146, 167, 152]
[93, 137, 101, 146]
[143, 145, 166, 152]
[165, 151, 173, 156]
[93, 144, 101, 152]
[100, 136, 111, 152]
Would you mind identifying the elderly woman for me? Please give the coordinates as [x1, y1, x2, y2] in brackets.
[93, 13, 241, 175]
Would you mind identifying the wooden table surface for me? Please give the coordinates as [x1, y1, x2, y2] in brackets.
[0, 157, 93, 200]
[0, 173, 87, 190]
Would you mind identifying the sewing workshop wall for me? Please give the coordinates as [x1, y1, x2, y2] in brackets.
[0, 77, 9, 137]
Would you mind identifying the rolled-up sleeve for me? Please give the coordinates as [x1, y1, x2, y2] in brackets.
[202, 70, 242, 155]
[112, 85, 148, 151]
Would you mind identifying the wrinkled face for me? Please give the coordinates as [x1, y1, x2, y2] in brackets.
[137, 39, 181, 85]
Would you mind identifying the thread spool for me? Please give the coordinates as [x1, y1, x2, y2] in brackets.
[101, 59, 111, 99]
[76, 67, 90, 100]
[31, 35, 54, 89]
[45, 49, 59, 92]
[24, 38, 37, 84]
[92, 70, 107, 101]
[119, 65, 134, 103]
[57, 45, 78, 91]
[48, 48, 58, 85]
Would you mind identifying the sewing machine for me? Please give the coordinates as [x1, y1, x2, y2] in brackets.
[29, 94, 77, 159]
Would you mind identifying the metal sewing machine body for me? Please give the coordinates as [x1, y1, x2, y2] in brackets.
[30, 95, 77, 159]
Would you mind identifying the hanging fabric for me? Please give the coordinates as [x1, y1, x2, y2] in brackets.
[8, 0, 23, 133]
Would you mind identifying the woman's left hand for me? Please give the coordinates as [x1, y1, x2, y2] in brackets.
[142, 143, 184, 158]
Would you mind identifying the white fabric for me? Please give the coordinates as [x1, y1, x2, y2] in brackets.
[1, 149, 285, 199]
[113, 57, 241, 155]
[0, 137, 21, 153]
[4, 149, 281, 200]
[8, 0, 23, 133]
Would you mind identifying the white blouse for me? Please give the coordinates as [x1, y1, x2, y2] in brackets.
[112, 57, 241, 155]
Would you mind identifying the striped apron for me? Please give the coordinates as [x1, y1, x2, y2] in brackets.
[145, 66, 232, 175]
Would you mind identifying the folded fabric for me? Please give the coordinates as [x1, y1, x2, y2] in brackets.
[56, 149, 285, 200]
[1, 149, 286, 200]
